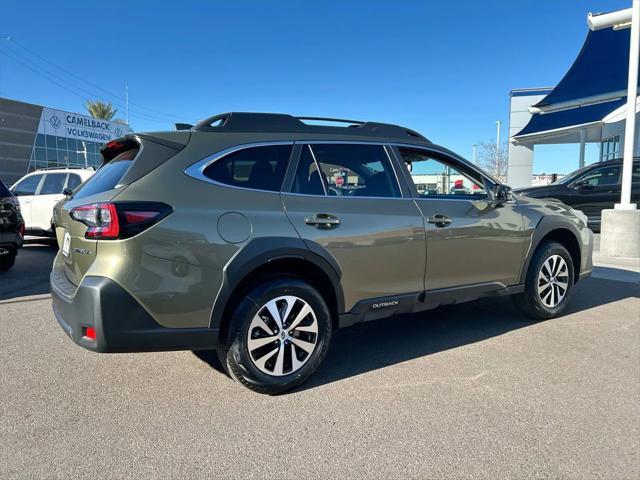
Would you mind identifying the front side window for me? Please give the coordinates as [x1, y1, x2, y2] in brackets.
[398, 148, 487, 198]
[576, 166, 620, 187]
[203, 145, 292, 192]
[12, 174, 43, 196]
[291, 144, 400, 198]
[39, 173, 68, 195]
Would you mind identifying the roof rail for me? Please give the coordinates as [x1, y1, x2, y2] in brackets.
[34, 166, 95, 171]
[192, 112, 428, 141]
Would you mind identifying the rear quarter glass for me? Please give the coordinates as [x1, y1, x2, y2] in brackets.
[73, 149, 139, 200]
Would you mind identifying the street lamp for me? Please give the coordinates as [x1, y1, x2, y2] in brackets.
[589, 1, 640, 257]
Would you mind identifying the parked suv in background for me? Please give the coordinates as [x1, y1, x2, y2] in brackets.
[10, 167, 94, 238]
[50, 113, 593, 394]
[0, 179, 24, 271]
[515, 158, 640, 231]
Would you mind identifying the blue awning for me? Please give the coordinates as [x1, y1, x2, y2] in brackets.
[515, 98, 626, 139]
[533, 28, 636, 110]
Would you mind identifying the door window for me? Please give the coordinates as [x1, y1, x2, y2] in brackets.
[66, 174, 83, 191]
[39, 173, 68, 195]
[203, 145, 292, 192]
[398, 148, 487, 198]
[12, 174, 43, 196]
[576, 166, 620, 187]
[291, 144, 400, 198]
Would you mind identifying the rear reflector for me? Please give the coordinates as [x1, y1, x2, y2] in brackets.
[83, 327, 96, 341]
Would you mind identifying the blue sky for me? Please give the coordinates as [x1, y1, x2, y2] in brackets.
[0, 0, 631, 173]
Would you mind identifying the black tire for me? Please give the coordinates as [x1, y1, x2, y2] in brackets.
[217, 277, 332, 394]
[0, 247, 16, 272]
[514, 241, 575, 320]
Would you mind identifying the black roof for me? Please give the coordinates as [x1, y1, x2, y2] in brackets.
[180, 112, 428, 141]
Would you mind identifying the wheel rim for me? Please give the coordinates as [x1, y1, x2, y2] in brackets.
[537, 254, 569, 308]
[246, 295, 318, 377]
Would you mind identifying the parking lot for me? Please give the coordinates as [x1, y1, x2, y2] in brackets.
[1, 239, 638, 479]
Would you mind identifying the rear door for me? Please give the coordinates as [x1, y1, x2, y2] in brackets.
[31, 173, 67, 230]
[281, 143, 426, 311]
[10, 173, 44, 227]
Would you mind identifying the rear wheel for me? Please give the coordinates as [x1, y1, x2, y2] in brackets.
[218, 277, 332, 394]
[0, 247, 16, 271]
[514, 241, 575, 320]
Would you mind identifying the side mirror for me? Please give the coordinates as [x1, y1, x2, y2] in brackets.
[491, 184, 512, 206]
[63, 188, 73, 196]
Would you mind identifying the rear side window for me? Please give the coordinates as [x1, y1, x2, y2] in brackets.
[12, 174, 42, 196]
[203, 145, 292, 192]
[73, 148, 139, 200]
[40, 173, 67, 195]
[292, 144, 400, 198]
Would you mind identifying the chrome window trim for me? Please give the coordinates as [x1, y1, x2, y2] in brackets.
[183, 141, 295, 193]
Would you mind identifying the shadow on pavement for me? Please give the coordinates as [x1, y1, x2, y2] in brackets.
[0, 239, 58, 301]
[193, 274, 639, 392]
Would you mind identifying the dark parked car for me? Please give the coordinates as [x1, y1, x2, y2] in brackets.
[515, 158, 640, 231]
[0, 179, 25, 271]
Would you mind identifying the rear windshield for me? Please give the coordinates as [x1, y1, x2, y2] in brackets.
[73, 148, 139, 200]
[0, 180, 12, 197]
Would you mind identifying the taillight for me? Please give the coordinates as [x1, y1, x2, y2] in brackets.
[70, 202, 172, 240]
[18, 223, 25, 238]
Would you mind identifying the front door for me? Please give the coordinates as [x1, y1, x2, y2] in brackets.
[395, 146, 527, 291]
[281, 143, 426, 311]
[568, 164, 621, 227]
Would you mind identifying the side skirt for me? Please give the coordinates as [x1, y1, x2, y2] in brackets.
[338, 282, 524, 328]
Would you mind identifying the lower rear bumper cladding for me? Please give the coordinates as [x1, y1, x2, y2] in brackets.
[50, 275, 218, 353]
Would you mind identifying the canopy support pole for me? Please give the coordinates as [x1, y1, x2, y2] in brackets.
[579, 129, 587, 168]
[617, 0, 639, 210]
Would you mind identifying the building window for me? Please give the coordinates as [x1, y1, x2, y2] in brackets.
[29, 133, 105, 172]
[600, 135, 620, 161]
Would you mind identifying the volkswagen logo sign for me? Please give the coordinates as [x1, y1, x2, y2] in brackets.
[49, 115, 61, 130]
[115, 127, 122, 137]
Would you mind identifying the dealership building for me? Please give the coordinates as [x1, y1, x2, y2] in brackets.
[0, 97, 132, 186]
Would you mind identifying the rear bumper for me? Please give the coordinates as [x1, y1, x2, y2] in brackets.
[51, 273, 218, 353]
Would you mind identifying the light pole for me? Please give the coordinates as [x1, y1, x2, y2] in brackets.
[495, 120, 501, 168]
[589, 1, 640, 258]
[472, 144, 477, 164]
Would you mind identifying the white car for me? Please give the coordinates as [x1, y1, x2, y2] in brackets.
[10, 167, 94, 237]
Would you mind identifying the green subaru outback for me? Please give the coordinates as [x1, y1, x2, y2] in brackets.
[51, 113, 593, 394]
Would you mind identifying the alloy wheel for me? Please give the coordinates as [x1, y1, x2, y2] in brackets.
[246, 295, 319, 377]
[537, 254, 569, 308]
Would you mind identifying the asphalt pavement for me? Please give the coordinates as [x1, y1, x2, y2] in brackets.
[0, 239, 638, 479]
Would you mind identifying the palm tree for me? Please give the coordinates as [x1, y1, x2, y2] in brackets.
[85, 100, 117, 120]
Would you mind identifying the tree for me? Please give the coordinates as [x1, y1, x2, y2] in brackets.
[85, 100, 117, 120]
[477, 140, 509, 182]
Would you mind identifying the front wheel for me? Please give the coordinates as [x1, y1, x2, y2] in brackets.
[218, 277, 332, 394]
[514, 241, 575, 320]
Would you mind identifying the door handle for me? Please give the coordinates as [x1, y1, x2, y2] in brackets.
[427, 214, 452, 227]
[304, 213, 340, 229]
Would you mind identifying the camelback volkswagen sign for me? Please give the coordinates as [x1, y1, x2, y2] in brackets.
[38, 107, 131, 143]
